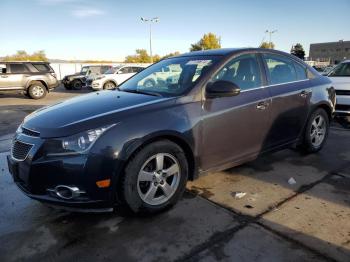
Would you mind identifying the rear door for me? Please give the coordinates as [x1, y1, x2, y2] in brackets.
[201, 53, 271, 171]
[5, 63, 29, 89]
[261, 53, 311, 148]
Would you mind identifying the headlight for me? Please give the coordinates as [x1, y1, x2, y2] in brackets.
[46, 125, 115, 156]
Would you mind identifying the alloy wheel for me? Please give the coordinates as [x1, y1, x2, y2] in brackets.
[137, 153, 180, 206]
[310, 115, 326, 147]
[32, 86, 44, 97]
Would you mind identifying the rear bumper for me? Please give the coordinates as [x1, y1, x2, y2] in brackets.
[48, 81, 59, 90]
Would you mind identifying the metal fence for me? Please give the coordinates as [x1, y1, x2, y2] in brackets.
[50, 63, 151, 80]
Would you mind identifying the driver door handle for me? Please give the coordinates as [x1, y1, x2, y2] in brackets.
[300, 90, 310, 98]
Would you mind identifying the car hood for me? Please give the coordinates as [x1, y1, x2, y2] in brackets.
[23, 91, 172, 138]
[65, 73, 83, 78]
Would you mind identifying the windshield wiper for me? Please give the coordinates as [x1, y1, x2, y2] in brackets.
[119, 89, 162, 97]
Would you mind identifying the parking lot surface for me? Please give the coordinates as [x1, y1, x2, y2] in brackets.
[0, 87, 349, 261]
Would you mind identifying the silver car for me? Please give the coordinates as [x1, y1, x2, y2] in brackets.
[0, 62, 59, 99]
[327, 60, 350, 115]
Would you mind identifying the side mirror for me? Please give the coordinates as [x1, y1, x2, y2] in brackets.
[206, 80, 241, 98]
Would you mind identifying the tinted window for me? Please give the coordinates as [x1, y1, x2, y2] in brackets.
[329, 63, 350, 77]
[0, 64, 7, 74]
[132, 67, 144, 73]
[263, 54, 297, 84]
[213, 54, 262, 90]
[32, 63, 50, 72]
[9, 64, 28, 73]
[294, 62, 307, 80]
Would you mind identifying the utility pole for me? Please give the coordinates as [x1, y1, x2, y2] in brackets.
[141, 17, 159, 63]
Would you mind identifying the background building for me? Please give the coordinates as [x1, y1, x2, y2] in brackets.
[309, 40, 350, 65]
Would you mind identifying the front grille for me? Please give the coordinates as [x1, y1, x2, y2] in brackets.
[22, 127, 40, 137]
[12, 140, 33, 161]
[335, 90, 350, 96]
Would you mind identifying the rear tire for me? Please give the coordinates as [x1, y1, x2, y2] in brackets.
[121, 140, 188, 214]
[64, 83, 72, 90]
[299, 108, 329, 153]
[28, 82, 47, 99]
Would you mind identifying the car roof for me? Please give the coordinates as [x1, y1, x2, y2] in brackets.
[175, 48, 296, 58]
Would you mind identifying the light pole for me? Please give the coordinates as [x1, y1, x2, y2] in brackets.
[141, 17, 159, 63]
[265, 29, 277, 48]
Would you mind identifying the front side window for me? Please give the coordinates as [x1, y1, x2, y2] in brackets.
[213, 54, 262, 90]
[263, 54, 297, 85]
[329, 63, 350, 77]
[119, 56, 219, 97]
[119, 67, 132, 74]
[9, 64, 28, 74]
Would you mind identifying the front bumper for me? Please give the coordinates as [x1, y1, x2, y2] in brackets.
[7, 133, 118, 210]
[335, 94, 350, 115]
[91, 81, 103, 90]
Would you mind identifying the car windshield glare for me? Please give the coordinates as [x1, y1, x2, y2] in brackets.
[80, 67, 88, 74]
[118, 56, 219, 97]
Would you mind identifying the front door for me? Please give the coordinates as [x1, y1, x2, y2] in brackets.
[201, 53, 271, 171]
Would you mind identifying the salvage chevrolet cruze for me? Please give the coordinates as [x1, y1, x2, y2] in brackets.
[7, 48, 336, 213]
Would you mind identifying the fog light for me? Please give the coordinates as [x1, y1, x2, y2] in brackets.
[96, 179, 111, 188]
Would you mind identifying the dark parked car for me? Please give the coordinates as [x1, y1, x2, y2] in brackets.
[62, 65, 111, 90]
[0, 62, 59, 99]
[7, 48, 335, 213]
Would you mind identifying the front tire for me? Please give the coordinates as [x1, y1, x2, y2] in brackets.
[300, 108, 329, 153]
[121, 140, 188, 214]
[28, 82, 47, 99]
[103, 81, 117, 90]
[71, 79, 83, 90]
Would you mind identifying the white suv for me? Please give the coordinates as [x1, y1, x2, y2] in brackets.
[91, 65, 146, 90]
[327, 60, 350, 115]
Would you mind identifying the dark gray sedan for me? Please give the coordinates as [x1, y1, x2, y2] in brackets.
[7, 48, 336, 214]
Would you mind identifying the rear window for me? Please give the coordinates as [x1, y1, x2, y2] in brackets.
[32, 63, 51, 72]
[263, 54, 297, 85]
[9, 64, 28, 73]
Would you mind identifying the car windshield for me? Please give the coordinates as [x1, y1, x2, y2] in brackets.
[118, 56, 220, 97]
[80, 67, 89, 74]
[105, 66, 122, 74]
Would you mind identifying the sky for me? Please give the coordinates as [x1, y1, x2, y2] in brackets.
[0, 0, 349, 61]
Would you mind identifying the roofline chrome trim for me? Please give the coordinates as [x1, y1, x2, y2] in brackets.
[240, 79, 310, 93]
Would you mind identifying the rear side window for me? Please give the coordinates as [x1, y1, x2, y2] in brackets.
[293, 62, 307, 80]
[32, 63, 50, 72]
[213, 54, 262, 91]
[263, 54, 297, 85]
[329, 63, 350, 77]
[9, 64, 28, 73]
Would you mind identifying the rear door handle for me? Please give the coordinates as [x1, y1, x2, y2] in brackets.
[300, 90, 310, 98]
[256, 101, 269, 110]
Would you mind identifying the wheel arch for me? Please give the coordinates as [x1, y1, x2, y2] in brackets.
[123, 132, 197, 181]
[26, 80, 48, 91]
